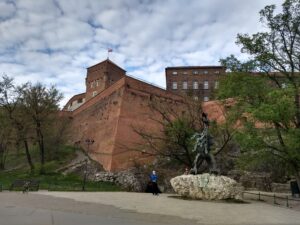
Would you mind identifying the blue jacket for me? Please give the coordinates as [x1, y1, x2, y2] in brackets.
[150, 174, 157, 182]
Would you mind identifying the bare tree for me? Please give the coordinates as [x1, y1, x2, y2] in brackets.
[130, 95, 235, 170]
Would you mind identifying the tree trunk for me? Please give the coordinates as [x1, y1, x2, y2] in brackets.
[24, 140, 34, 171]
[0, 145, 4, 170]
[0, 159, 4, 170]
[36, 122, 45, 174]
[294, 91, 300, 128]
[295, 171, 300, 193]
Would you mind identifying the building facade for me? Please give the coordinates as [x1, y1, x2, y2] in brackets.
[165, 66, 226, 102]
[64, 59, 224, 171]
[63, 59, 186, 171]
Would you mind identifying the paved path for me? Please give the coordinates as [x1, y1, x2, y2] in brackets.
[0, 192, 196, 225]
[35, 191, 300, 225]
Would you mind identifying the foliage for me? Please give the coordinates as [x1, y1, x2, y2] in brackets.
[0, 108, 12, 170]
[0, 75, 68, 174]
[218, 0, 300, 187]
[20, 83, 63, 173]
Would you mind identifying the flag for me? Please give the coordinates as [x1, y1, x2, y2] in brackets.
[108, 48, 113, 52]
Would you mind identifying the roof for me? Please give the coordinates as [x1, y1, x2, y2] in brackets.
[166, 66, 225, 70]
[63, 92, 85, 109]
[87, 59, 126, 72]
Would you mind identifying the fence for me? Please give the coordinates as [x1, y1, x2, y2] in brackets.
[243, 191, 300, 209]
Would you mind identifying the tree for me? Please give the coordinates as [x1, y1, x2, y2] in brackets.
[0, 76, 35, 171]
[131, 95, 234, 171]
[0, 108, 12, 170]
[237, 0, 300, 125]
[20, 83, 63, 174]
[218, 0, 300, 188]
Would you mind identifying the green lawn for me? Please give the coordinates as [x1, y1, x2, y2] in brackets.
[0, 146, 122, 192]
[0, 170, 122, 192]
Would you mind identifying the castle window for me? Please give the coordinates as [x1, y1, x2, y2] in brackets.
[90, 81, 95, 88]
[183, 71, 188, 75]
[172, 82, 178, 89]
[193, 81, 199, 89]
[215, 71, 220, 74]
[193, 71, 198, 75]
[204, 96, 209, 102]
[92, 91, 98, 97]
[172, 71, 178, 75]
[77, 98, 83, 103]
[182, 81, 188, 90]
[204, 81, 209, 89]
[214, 81, 219, 89]
[96, 80, 99, 86]
[194, 96, 199, 101]
[204, 70, 208, 74]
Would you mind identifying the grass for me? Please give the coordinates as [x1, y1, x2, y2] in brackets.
[0, 169, 122, 192]
[0, 145, 122, 192]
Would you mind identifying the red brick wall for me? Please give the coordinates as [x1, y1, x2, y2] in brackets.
[68, 80, 126, 171]
[85, 60, 125, 101]
[166, 66, 226, 101]
[110, 77, 186, 170]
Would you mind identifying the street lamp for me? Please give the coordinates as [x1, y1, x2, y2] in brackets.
[82, 138, 94, 191]
[82, 159, 88, 191]
[85, 139, 94, 153]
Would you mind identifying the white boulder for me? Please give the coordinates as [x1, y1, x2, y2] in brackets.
[170, 173, 243, 200]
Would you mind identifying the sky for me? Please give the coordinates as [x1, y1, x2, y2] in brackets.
[0, 0, 283, 106]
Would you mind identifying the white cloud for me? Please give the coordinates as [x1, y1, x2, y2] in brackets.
[0, 0, 283, 106]
[0, 1, 16, 20]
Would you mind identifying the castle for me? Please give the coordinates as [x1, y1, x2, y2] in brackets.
[63, 59, 224, 171]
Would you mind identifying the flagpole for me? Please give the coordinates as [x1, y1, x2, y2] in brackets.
[107, 48, 113, 59]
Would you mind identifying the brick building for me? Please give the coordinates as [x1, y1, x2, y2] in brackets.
[64, 59, 186, 171]
[64, 59, 224, 171]
[165, 66, 226, 102]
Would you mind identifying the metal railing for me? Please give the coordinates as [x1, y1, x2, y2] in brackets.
[243, 191, 300, 208]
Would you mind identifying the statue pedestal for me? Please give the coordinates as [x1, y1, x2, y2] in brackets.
[170, 173, 243, 200]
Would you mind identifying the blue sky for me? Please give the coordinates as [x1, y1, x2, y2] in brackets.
[0, 0, 282, 105]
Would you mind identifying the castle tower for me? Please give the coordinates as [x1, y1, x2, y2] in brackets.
[85, 59, 126, 101]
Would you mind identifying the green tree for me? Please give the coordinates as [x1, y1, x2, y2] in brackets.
[218, 0, 300, 188]
[20, 83, 63, 174]
[237, 0, 300, 125]
[0, 76, 35, 171]
[0, 108, 12, 170]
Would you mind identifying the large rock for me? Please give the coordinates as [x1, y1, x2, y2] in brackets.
[94, 168, 148, 192]
[170, 173, 243, 200]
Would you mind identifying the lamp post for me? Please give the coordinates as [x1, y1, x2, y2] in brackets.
[82, 159, 88, 191]
[85, 139, 94, 153]
[82, 138, 94, 191]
